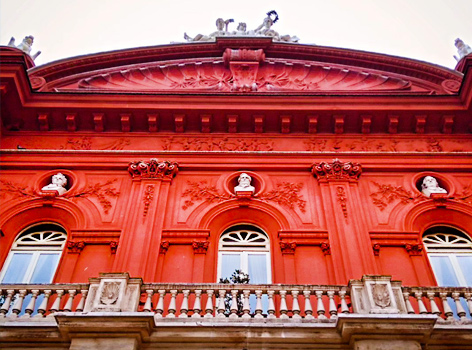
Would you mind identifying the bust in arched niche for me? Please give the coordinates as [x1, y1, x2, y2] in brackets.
[41, 173, 68, 195]
[421, 176, 447, 197]
[234, 173, 255, 194]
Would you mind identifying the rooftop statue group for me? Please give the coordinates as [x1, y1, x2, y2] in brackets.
[8, 35, 41, 60]
[184, 11, 299, 43]
[454, 38, 472, 61]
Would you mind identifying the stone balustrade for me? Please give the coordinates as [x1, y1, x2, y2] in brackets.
[0, 275, 471, 323]
[0, 284, 89, 319]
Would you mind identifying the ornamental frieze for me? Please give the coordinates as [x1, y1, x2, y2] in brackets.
[128, 159, 178, 181]
[5, 136, 471, 153]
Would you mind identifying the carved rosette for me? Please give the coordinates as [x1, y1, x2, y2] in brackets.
[312, 159, 362, 182]
[128, 159, 178, 182]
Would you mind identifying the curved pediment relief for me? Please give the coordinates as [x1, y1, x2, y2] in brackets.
[77, 58, 411, 93]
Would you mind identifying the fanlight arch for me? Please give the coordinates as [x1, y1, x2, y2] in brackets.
[0, 223, 67, 283]
[422, 226, 472, 287]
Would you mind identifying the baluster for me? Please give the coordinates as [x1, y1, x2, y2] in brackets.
[279, 290, 288, 319]
[63, 290, 77, 312]
[267, 290, 276, 319]
[315, 291, 326, 319]
[166, 290, 177, 318]
[291, 290, 301, 319]
[49, 290, 64, 315]
[303, 290, 314, 320]
[23, 289, 40, 318]
[327, 291, 337, 319]
[403, 292, 415, 314]
[253, 290, 262, 319]
[76, 289, 88, 312]
[155, 289, 166, 318]
[179, 290, 190, 318]
[415, 292, 427, 314]
[426, 292, 441, 316]
[229, 290, 239, 319]
[11, 289, 27, 318]
[217, 290, 226, 318]
[338, 290, 350, 314]
[35, 290, 51, 318]
[0, 290, 15, 317]
[192, 290, 202, 318]
[204, 289, 214, 318]
[452, 292, 466, 321]
[143, 289, 154, 312]
[465, 293, 472, 318]
[440, 292, 453, 321]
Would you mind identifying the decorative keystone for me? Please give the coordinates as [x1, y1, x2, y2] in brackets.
[312, 159, 362, 182]
[128, 159, 178, 181]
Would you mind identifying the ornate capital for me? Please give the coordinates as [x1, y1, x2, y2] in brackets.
[312, 159, 362, 182]
[405, 243, 423, 256]
[159, 241, 170, 254]
[128, 159, 178, 182]
[67, 241, 85, 253]
[320, 242, 331, 255]
[279, 241, 297, 255]
[192, 240, 209, 254]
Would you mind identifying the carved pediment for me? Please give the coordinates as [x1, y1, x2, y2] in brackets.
[77, 58, 411, 93]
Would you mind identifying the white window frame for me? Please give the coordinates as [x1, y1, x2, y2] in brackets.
[217, 225, 271, 283]
[423, 228, 472, 287]
[0, 224, 67, 284]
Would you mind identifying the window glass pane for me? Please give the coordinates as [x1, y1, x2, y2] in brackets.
[429, 256, 460, 286]
[248, 254, 268, 283]
[456, 256, 472, 286]
[220, 254, 241, 280]
[30, 253, 60, 283]
[1, 253, 33, 283]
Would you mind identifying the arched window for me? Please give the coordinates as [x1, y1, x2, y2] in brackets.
[0, 223, 67, 284]
[423, 226, 472, 287]
[218, 224, 271, 283]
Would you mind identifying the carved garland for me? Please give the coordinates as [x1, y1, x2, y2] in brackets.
[336, 186, 348, 219]
[181, 181, 306, 212]
[142, 185, 155, 217]
[369, 182, 424, 211]
[0, 179, 120, 214]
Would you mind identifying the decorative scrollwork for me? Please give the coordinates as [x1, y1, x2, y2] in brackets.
[64, 179, 120, 214]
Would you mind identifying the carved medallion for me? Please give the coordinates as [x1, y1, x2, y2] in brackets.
[100, 282, 121, 306]
[371, 284, 391, 308]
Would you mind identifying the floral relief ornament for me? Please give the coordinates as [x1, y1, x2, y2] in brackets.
[181, 181, 306, 212]
[0, 178, 119, 214]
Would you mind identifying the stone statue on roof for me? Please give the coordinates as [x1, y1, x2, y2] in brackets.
[8, 35, 41, 60]
[182, 11, 299, 43]
[184, 18, 234, 42]
[454, 38, 472, 61]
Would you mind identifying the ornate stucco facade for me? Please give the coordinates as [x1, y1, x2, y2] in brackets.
[1, 37, 472, 349]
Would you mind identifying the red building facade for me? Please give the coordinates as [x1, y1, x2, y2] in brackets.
[1, 38, 472, 349]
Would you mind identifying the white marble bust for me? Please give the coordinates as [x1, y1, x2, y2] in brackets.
[41, 173, 68, 195]
[421, 176, 447, 197]
[234, 173, 255, 193]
